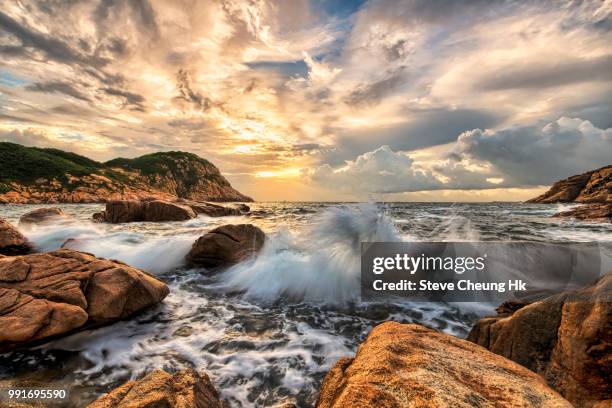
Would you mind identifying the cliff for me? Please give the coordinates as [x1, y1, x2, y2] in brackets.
[527, 165, 611, 203]
[0, 142, 252, 203]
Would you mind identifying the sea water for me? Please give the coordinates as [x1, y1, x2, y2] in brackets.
[0, 202, 610, 407]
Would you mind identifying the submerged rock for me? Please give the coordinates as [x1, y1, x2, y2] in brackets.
[0, 218, 32, 255]
[552, 203, 611, 222]
[86, 369, 226, 408]
[316, 321, 570, 408]
[467, 273, 611, 407]
[96, 200, 196, 223]
[0, 249, 169, 350]
[187, 224, 265, 268]
[18, 207, 66, 225]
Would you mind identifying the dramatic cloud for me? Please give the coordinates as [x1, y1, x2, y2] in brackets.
[0, 0, 610, 200]
[308, 118, 612, 196]
[453, 117, 612, 185]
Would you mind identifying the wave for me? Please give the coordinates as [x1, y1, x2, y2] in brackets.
[21, 219, 197, 274]
[221, 203, 400, 304]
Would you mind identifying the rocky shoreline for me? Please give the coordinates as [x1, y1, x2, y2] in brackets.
[0, 206, 610, 407]
[527, 165, 611, 223]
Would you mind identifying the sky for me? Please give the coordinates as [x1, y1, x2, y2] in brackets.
[0, 0, 611, 201]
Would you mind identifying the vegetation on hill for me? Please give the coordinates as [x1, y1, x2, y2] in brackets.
[0, 143, 245, 200]
[0, 142, 100, 183]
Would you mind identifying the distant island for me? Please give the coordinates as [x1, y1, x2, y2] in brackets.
[0, 142, 252, 204]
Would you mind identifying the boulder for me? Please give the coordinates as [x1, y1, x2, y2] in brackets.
[186, 224, 265, 267]
[552, 203, 611, 222]
[467, 273, 611, 407]
[96, 200, 196, 223]
[100, 200, 145, 223]
[317, 321, 571, 408]
[0, 249, 169, 350]
[184, 201, 241, 217]
[86, 369, 226, 408]
[18, 207, 66, 225]
[0, 218, 32, 255]
[232, 203, 250, 213]
[143, 200, 196, 221]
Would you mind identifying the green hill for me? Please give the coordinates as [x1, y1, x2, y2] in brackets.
[0, 142, 251, 202]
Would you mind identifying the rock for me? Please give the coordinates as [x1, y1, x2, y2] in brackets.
[186, 224, 265, 267]
[552, 203, 611, 222]
[0, 218, 32, 255]
[86, 369, 226, 408]
[96, 200, 196, 223]
[0, 249, 169, 350]
[183, 201, 242, 217]
[232, 203, 250, 213]
[143, 200, 196, 221]
[467, 273, 611, 407]
[18, 207, 66, 225]
[100, 200, 145, 223]
[528, 165, 611, 203]
[317, 321, 570, 408]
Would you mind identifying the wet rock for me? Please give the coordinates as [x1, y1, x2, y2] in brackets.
[467, 273, 611, 407]
[18, 207, 66, 225]
[316, 321, 571, 408]
[143, 200, 196, 221]
[232, 203, 250, 213]
[187, 224, 266, 268]
[96, 200, 196, 223]
[0, 249, 169, 350]
[98, 200, 145, 223]
[528, 165, 611, 203]
[552, 203, 611, 223]
[0, 218, 32, 255]
[186, 201, 242, 217]
[173, 325, 193, 337]
[86, 369, 226, 408]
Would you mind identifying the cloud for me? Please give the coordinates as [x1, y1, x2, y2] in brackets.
[100, 87, 146, 111]
[344, 70, 406, 106]
[0, 10, 108, 68]
[477, 54, 612, 91]
[25, 81, 91, 102]
[309, 145, 442, 194]
[308, 117, 612, 196]
[453, 117, 612, 185]
[173, 68, 212, 112]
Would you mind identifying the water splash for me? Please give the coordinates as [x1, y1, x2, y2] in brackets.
[221, 204, 400, 304]
[20, 218, 198, 274]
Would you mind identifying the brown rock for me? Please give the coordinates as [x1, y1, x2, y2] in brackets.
[467, 273, 611, 407]
[186, 224, 265, 268]
[86, 369, 226, 408]
[143, 200, 196, 221]
[99, 200, 145, 223]
[186, 201, 242, 217]
[96, 200, 196, 223]
[317, 322, 570, 408]
[552, 203, 611, 222]
[18, 207, 66, 225]
[0, 218, 32, 255]
[528, 165, 611, 203]
[0, 249, 169, 350]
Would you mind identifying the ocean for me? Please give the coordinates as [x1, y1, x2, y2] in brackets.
[1, 202, 611, 407]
